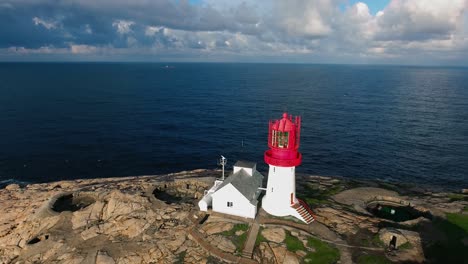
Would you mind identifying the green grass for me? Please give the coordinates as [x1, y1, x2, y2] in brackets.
[463, 206, 468, 212]
[446, 212, 468, 232]
[356, 254, 391, 264]
[220, 223, 250, 253]
[303, 237, 340, 264]
[299, 183, 343, 207]
[355, 232, 385, 248]
[447, 193, 467, 202]
[255, 228, 267, 247]
[398, 241, 412, 250]
[174, 251, 186, 264]
[425, 213, 468, 263]
[221, 223, 249, 236]
[284, 231, 305, 252]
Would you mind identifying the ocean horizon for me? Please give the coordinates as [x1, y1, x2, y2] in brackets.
[1, 62, 467, 190]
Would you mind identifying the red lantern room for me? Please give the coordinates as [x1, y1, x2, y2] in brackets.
[264, 112, 302, 167]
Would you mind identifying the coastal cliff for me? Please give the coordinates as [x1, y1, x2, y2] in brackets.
[1, 170, 466, 264]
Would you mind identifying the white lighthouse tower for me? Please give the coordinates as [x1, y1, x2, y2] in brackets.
[262, 113, 315, 224]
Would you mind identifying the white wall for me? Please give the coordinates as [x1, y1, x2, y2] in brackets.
[233, 165, 255, 176]
[212, 184, 257, 219]
[262, 165, 297, 216]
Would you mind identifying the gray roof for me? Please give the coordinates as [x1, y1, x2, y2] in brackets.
[217, 168, 264, 206]
[234, 160, 256, 169]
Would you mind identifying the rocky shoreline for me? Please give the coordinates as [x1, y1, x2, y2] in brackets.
[1, 169, 467, 264]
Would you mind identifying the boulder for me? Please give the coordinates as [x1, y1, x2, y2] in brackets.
[378, 228, 409, 248]
[262, 227, 286, 243]
[5, 184, 20, 191]
[254, 242, 275, 263]
[209, 235, 236, 253]
[271, 244, 287, 263]
[283, 251, 300, 264]
[81, 226, 100, 240]
[166, 230, 187, 251]
[96, 251, 115, 264]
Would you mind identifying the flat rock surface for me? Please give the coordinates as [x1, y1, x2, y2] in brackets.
[1, 170, 466, 264]
[262, 227, 286, 243]
[0, 170, 217, 264]
[333, 187, 399, 206]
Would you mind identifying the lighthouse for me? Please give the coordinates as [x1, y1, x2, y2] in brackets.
[262, 113, 315, 224]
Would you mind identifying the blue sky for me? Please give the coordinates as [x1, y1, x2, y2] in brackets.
[0, 0, 467, 65]
[346, 0, 390, 14]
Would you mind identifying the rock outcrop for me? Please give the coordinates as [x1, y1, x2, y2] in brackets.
[0, 170, 466, 264]
[0, 170, 216, 264]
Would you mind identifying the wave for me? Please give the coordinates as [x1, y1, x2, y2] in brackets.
[0, 178, 30, 189]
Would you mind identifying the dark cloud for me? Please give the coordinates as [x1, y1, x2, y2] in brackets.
[0, 0, 466, 65]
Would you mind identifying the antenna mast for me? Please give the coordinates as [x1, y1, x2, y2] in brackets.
[219, 155, 227, 180]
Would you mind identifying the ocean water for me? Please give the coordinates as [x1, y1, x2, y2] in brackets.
[0, 63, 467, 189]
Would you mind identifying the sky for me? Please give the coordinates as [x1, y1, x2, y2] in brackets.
[0, 0, 467, 65]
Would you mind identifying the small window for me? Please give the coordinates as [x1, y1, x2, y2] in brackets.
[227, 202, 233, 207]
[274, 130, 289, 148]
[271, 187, 274, 193]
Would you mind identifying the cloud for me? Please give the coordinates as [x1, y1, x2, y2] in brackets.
[145, 26, 163, 37]
[32, 17, 59, 30]
[112, 20, 135, 35]
[375, 0, 466, 41]
[0, 0, 467, 64]
[70, 44, 98, 54]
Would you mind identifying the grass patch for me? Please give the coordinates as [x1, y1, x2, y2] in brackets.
[221, 223, 249, 236]
[284, 231, 305, 252]
[424, 213, 468, 263]
[447, 193, 467, 202]
[174, 251, 186, 264]
[305, 197, 331, 206]
[255, 228, 267, 247]
[220, 223, 249, 253]
[463, 206, 468, 212]
[299, 183, 343, 207]
[446, 213, 468, 232]
[398, 241, 412, 250]
[356, 254, 391, 264]
[303, 236, 340, 264]
[359, 235, 384, 247]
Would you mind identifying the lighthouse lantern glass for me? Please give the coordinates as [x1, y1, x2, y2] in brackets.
[271, 130, 289, 148]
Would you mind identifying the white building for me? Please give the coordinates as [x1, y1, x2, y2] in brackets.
[262, 113, 315, 224]
[198, 161, 264, 219]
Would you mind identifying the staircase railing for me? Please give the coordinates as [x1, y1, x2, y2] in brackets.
[297, 198, 316, 220]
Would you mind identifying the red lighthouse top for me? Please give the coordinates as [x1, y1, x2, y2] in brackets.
[264, 112, 302, 167]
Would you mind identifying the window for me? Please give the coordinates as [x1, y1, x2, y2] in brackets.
[227, 202, 233, 207]
[273, 130, 289, 148]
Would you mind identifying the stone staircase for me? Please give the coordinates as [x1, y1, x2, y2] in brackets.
[291, 198, 315, 224]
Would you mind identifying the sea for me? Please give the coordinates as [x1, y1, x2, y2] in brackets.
[0, 63, 467, 190]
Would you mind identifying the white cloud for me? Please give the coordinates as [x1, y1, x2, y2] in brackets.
[375, 0, 466, 41]
[112, 20, 135, 34]
[7, 45, 67, 54]
[273, 0, 336, 38]
[70, 44, 97, 54]
[2, 0, 468, 64]
[84, 24, 92, 34]
[32, 17, 59, 30]
[145, 26, 163, 36]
